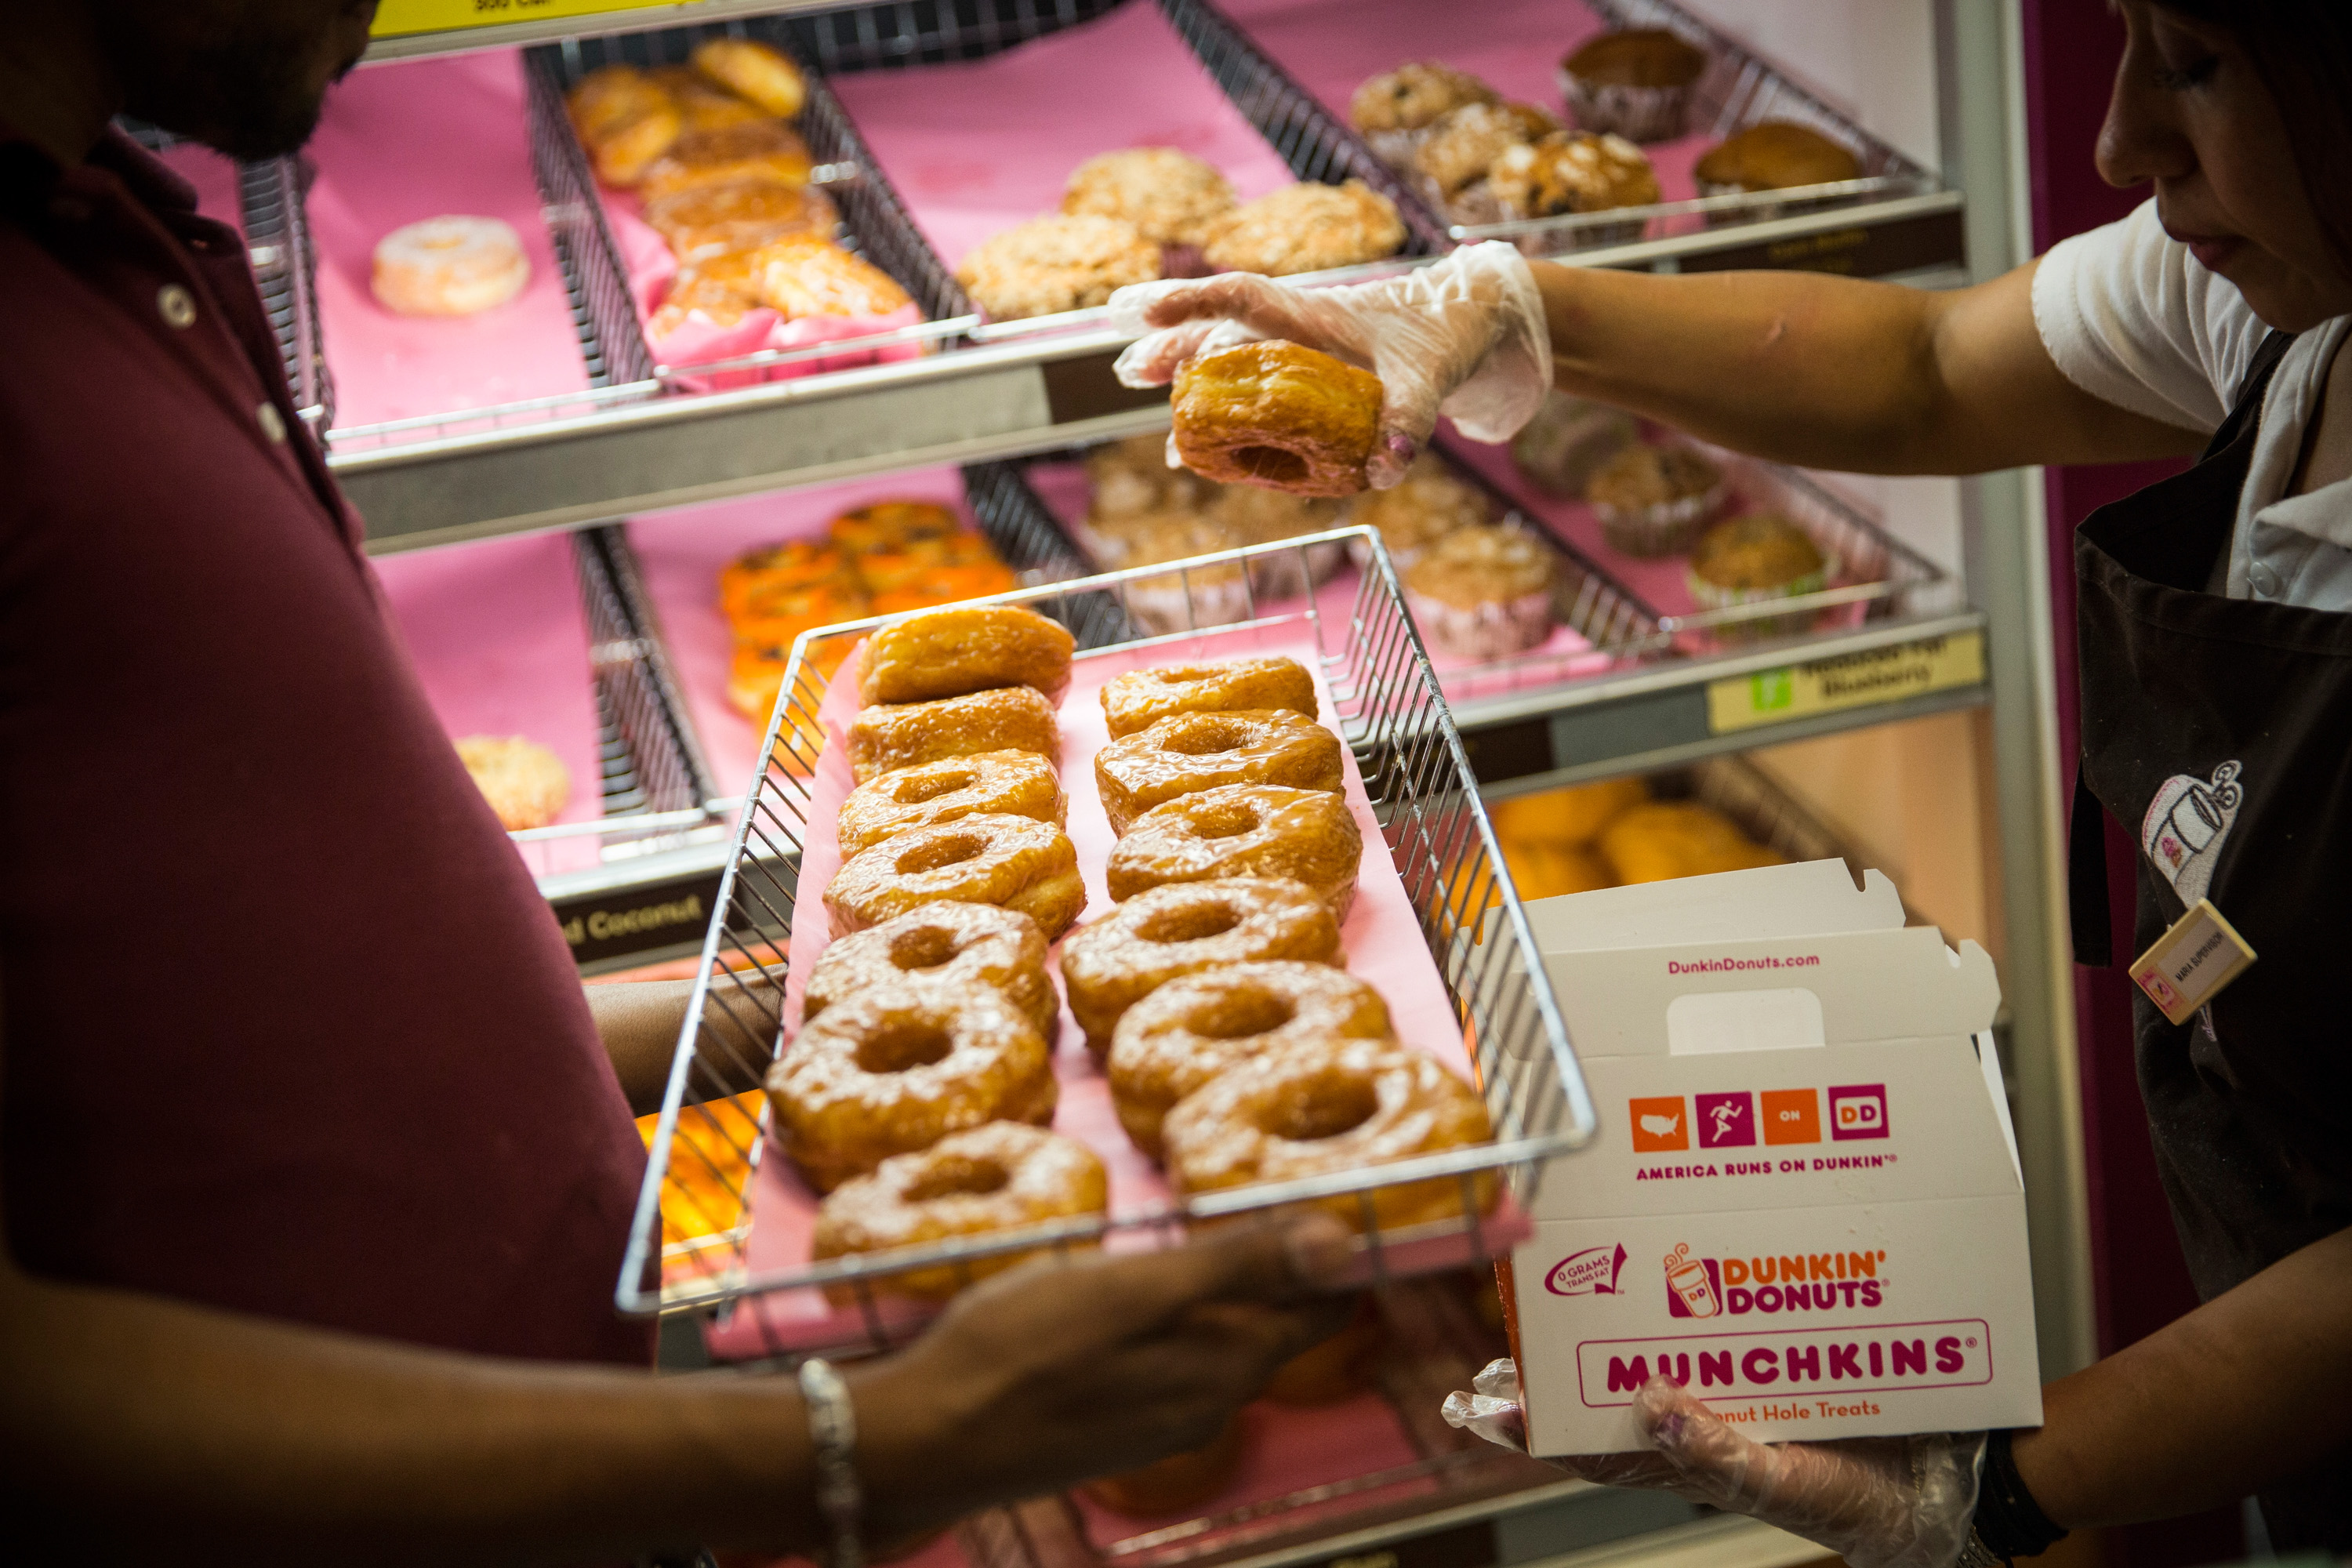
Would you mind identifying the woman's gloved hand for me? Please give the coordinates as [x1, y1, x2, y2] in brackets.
[1443, 1360, 1987, 1568]
[1108, 241, 1554, 488]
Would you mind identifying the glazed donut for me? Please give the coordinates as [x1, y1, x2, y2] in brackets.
[371, 216, 530, 318]
[848, 685, 1059, 785]
[1100, 656, 1318, 739]
[1265, 1292, 1385, 1406]
[767, 980, 1056, 1192]
[689, 36, 807, 118]
[823, 813, 1087, 942]
[1162, 1037, 1496, 1230]
[857, 604, 1076, 706]
[1059, 877, 1340, 1056]
[811, 1123, 1105, 1299]
[1083, 1414, 1247, 1515]
[837, 750, 1065, 855]
[1172, 340, 1384, 498]
[1095, 709, 1344, 836]
[1107, 783, 1362, 920]
[803, 901, 1058, 1041]
[1107, 961, 1392, 1156]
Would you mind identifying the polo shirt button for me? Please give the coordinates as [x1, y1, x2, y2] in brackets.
[158, 283, 198, 328]
[256, 402, 287, 444]
[2249, 561, 2281, 599]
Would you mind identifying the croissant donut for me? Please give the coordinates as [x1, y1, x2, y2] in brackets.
[822, 813, 1086, 942]
[1059, 876, 1340, 1056]
[1094, 707, 1344, 836]
[835, 750, 1066, 855]
[1106, 782, 1362, 920]
[803, 901, 1058, 1042]
[1099, 656, 1318, 739]
[1171, 340, 1384, 498]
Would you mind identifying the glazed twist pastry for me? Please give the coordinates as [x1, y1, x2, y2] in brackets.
[1094, 707, 1345, 835]
[1059, 877, 1341, 1056]
[802, 901, 1058, 1042]
[823, 813, 1086, 942]
[1106, 782, 1362, 920]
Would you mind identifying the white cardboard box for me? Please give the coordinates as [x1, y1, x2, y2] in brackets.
[1507, 861, 2041, 1454]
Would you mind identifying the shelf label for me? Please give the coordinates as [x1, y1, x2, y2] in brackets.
[372, 0, 681, 38]
[1707, 630, 1985, 735]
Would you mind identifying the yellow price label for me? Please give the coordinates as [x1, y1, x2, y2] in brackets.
[372, 0, 682, 38]
[1706, 630, 1985, 735]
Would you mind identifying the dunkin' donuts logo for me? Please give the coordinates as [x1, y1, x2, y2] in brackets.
[1665, 1242, 1890, 1318]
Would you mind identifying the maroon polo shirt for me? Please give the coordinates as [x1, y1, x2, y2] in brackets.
[0, 127, 648, 1365]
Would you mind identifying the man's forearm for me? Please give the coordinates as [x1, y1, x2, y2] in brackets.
[2014, 1227, 2352, 1527]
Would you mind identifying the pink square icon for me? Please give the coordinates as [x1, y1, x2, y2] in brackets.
[1829, 1083, 1890, 1140]
[1694, 1091, 1755, 1148]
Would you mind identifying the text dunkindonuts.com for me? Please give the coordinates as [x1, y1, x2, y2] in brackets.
[1664, 953, 1822, 974]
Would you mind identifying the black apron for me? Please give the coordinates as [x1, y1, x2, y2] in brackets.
[2069, 328, 2352, 1549]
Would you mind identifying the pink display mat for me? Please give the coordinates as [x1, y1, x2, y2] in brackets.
[828, 2, 1301, 274]
[372, 534, 606, 876]
[307, 51, 592, 430]
[703, 618, 1524, 1359]
[623, 470, 975, 798]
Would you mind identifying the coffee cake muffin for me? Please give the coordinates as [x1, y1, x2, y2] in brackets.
[1586, 441, 1726, 557]
[956, 213, 1162, 321]
[1349, 61, 1500, 163]
[1343, 451, 1494, 572]
[1489, 132, 1661, 234]
[1695, 122, 1861, 194]
[1559, 28, 1708, 143]
[1415, 101, 1560, 201]
[1402, 524, 1555, 659]
[1200, 180, 1406, 278]
[1686, 512, 1830, 639]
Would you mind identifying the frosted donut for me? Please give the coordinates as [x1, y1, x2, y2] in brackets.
[1107, 783, 1362, 920]
[803, 901, 1058, 1042]
[1059, 877, 1340, 1056]
[371, 216, 530, 317]
[837, 750, 1065, 855]
[1095, 708, 1344, 836]
[811, 1123, 1105, 1300]
[453, 735, 570, 829]
[848, 685, 1059, 786]
[1100, 656, 1318, 739]
[857, 604, 1076, 706]
[1107, 961, 1392, 1157]
[1162, 1037, 1496, 1230]
[823, 813, 1087, 942]
[766, 980, 1055, 1192]
[690, 37, 807, 118]
[1172, 340, 1384, 498]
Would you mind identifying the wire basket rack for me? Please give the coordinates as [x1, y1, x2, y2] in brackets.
[620, 526, 1595, 1334]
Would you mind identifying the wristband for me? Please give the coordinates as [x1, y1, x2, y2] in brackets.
[800, 1357, 863, 1568]
[1970, 1429, 2067, 1561]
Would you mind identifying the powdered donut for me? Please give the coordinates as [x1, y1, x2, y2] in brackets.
[371, 216, 530, 317]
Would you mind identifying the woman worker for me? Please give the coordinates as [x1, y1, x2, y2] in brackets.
[1118, 0, 2351, 1559]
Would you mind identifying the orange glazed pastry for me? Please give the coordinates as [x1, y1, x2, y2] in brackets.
[1059, 877, 1341, 1056]
[644, 179, 837, 264]
[1107, 783, 1362, 920]
[834, 750, 1066, 855]
[637, 121, 814, 201]
[1172, 341, 1385, 498]
[822, 814, 1086, 942]
[1094, 707, 1344, 836]
[856, 603, 1074, 705]
[803, 901, 1058, 1041]
[847, 685, 1058, 784]
[1099, 656, 1317, 739]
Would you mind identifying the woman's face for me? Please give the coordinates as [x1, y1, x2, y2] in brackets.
[2100, 1, 2352, 331]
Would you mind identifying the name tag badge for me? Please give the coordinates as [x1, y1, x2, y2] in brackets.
[2129, 898, 2257, 1025]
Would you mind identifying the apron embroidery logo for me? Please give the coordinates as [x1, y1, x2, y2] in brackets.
[2140, 760, 2243, 907]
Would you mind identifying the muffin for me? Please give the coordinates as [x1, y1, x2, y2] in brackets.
[1686, 512, 1831, 639]
[1696, 122, 1862, 194]
[1598, 800, 1786, 884]
[956, 213, 1162, 321]
[1063, 147, 1236, 274]
[1414, 101, 1560, 216]
[1586, 442, 1727, 557]
[1402, 524, 1555, 659]
[1558, 28, 1709, 143]
[1349, 61, 1500, 163]
[1489, 132, 1661, 241]
[1087, 431, 1210, 536]
[1209, 485, 1343, 598]
[1121, 514, 1252, 633]
[1344, 451, 1495, 572]
[1509, 391, 1637, 498]
[1200, 180, 1406, 278]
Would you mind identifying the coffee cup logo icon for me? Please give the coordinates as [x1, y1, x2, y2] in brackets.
[1664, 1242, 1721, 1319]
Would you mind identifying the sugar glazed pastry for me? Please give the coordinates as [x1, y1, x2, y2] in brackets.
[803, 900, 1058, 1040]
[812, 1123, 1105, 1300]
[823, 813, 1086, 941]
[1094, 707, 1345, 836]
[454, 735, 571, 829]
[1060, 877, 1341, 1055]
[746, 234, 913, 319]
[1108, 783, 1363, 920]
[371, 216, 530, 318]
[1062, 148, 1237, 262]
[1100, 655, 1317, 738]
[1696, 121, 1861, 194]
[847, 685, 1060, 784]
[1586, 442, 1726, 557]
[766, 979, 1055, 1191]
[1686, 512, 1830, 638]
[1172, 341, 1384, 498]
[1558, 28, 1710, 143]
[858, 603, 1075, 705]
[835, 750, 1065, 854]
[1199, 180, 1406, 278]
[1348, 61, 1500, 163]
[689, 36, 806, 118]
[1107, 962, 1392, 1156]
[1401, 524, 1556, 659]
[1161, 1036, 1496, 1229]
[956, 213, 1163, 321]
[1489, 132, 1661, 229]
[1343, 450, 1494, 571]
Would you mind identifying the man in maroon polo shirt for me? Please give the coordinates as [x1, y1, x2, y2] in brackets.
[0, 2, 1345, 1555]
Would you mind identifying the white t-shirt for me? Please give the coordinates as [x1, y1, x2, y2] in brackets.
[2031, 198, 2352, 609]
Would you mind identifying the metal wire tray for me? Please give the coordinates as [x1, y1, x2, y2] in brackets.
[619, 525, 1595, 1327]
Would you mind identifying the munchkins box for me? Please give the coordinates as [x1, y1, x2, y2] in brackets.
[1504, 860, 2040, 1454]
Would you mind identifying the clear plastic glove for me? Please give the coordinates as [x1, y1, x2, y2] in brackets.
[1443, 1360, 1986, 1568]
[1108, 241, 1553, 488]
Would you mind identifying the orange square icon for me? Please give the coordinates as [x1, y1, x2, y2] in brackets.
[1761, 1088, 1821, 1145]
[1629, 1095, 1689, 1152]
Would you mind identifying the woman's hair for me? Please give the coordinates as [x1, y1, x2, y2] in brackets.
[2154, 0, 2352, 278]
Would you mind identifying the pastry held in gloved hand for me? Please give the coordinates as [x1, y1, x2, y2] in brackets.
[1112, 241, 1553, 490]
[1441, 1359, 1986, 1568]
[1171, 340, 1385, 496]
